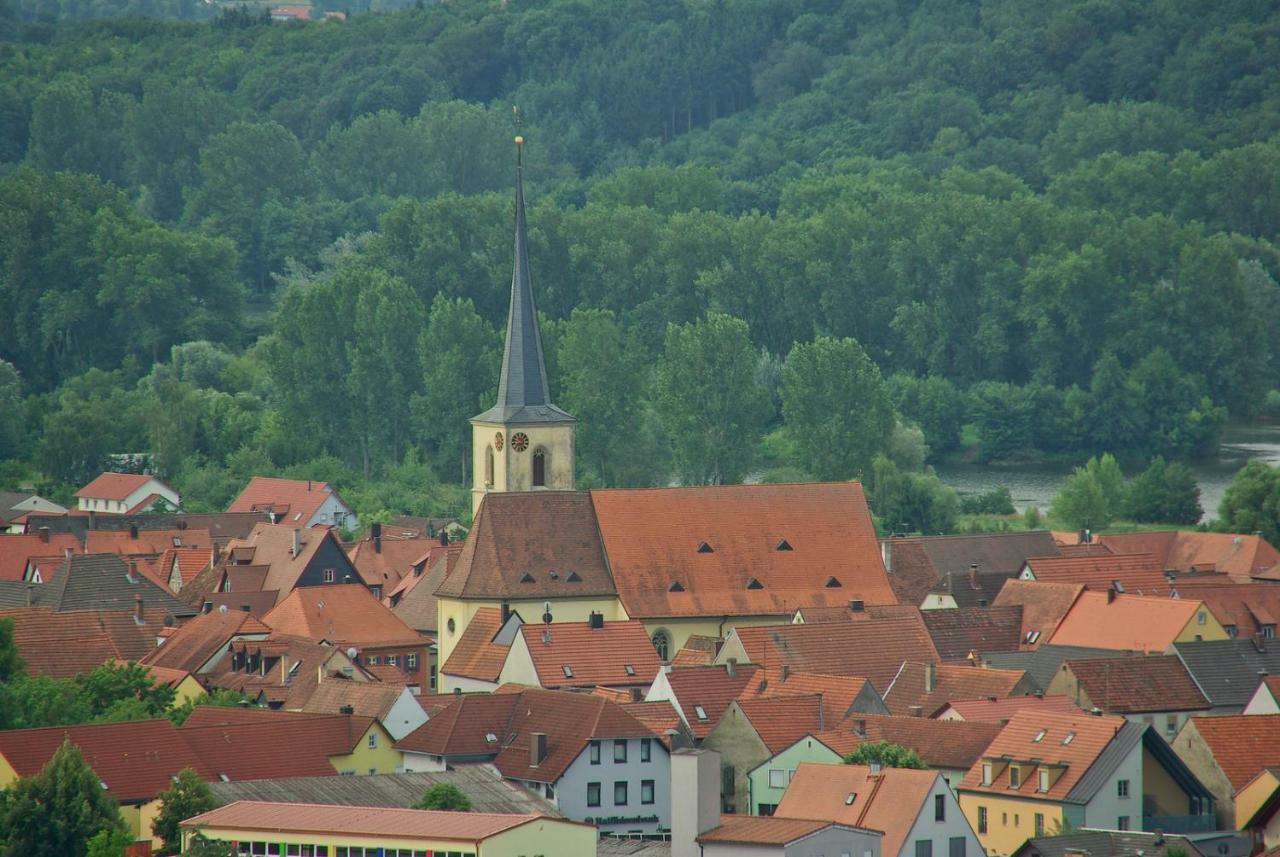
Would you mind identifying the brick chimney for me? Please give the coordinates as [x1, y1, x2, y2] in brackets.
[671, 749, 721, 857]
[133, 594, 144, 625]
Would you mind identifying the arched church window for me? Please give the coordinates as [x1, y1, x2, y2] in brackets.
[532, 449, 546, 487]
[652, 630, 671, 662]
[485, 445, 495, 487]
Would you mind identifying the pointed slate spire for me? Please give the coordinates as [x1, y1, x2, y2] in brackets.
[473, 136, 572, 424]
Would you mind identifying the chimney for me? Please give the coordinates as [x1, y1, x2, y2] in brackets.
[202, 601, 213, 614]
[127, 561, 139, 583]
[134, 594, 144, 625]
[307, 480, 313, 492]
[925, 662, 936, 693]
[671, 749, 721, 857]
[881, 540, 892, 573]
[1107, 587, 1117, 605]
[589, 611, 604, 630]
[530, 732, 548, 767]
[850, 599, 865, 612]
[372, 522, 382, 554]
[292, 528, 301, 558]
[726, 658, 737, 678]
[339, 704, 354, 715]
[501, 600, 511, 625]
[909, 704, 924, 717]
[969, 563, 979, 589]
[780, 664, 790, 682]
[129, 524, 139, 540]
[37, 527, 49, 544]
[25, 583, 34, 608]
[439, 529, 449, 546]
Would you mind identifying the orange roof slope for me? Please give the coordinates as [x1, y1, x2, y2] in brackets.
[440, 607, 510, 682]
[1183, 585, 1280, 638]
[591, 482, 894, 618]
[698, 815, 842, 846]
[1048, 591, 1209, 651]
[0, 532, 82, 580]
[349, 535, 437, 590]
[180, 711, 373, 781]
[185, 801, 552, 841]
[884, 662, 1030, 717]
[940, 695, 1083, 722]
[993, 580, 1084, 649]
[1184, 714, 1280, 790]
[1064, 655, 1208, 713]
[814, 715, 1003, 771]
[1023, 553, 1171, 593]
[227, 476, 343, 524]
[142, 607, 272, 673]
[86, 529, 210, 555]
[958, 709, 1128, 800]
[670, 634, 720, 666]
[730, 615, 940, 692]
[730, 695, 827, 754]
[1100, 531, 1280, 581]
[76, 472, 156, 499]
[395, 693, 522, 757]
[663, 664, 761, 739]
[0, 606, 173, 677]
[262, 583, 422, 645]
[518, 620, 661, 688]
[776, 762, 940, 857]
[738, 669, 875, 724]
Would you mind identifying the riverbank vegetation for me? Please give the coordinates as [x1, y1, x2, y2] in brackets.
[1, 0, 1279, 531]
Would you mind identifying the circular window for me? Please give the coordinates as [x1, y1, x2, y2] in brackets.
[447, 618, 456, 636]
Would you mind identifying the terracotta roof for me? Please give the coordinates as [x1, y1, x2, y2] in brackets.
[662, 664, 761, 739]
[1021, 553, 1172, 593]
[141, 608, 273, 673]
[227, 477, 348, 525]
[156, 547, 212, 590]
[211, 634, 366, 710]
[518, 620, 662, 688]
[0, 719, 211, 802]
[180, 710, 374, 781]
[349, 535, 437, 591]
[211, 524, 358, 605]
[922, 606, 1024, 661]
[0, 553, 193, 615]
[734, 694, 827, 753]
[728, 615, 940, 692]
[76, 472, 163, 500]
[776, 762, 940, 856]
[993, 580, 1085, 649]
[0, 532, 82, 580]
[738, 669, 876, 723]
[1062, 655, 1208, 713]
[915, 531, 1062, 577]
[1183, 714, 1280, 789]
[957, 709, 1129, 800]
[670, 634, 721, 666]
[885, 539, 940, 606]
[86, 528, 210, 555]
[1048, 591, 1209, 651]
[1098, 531, 1280, 582]
[939, 695, 1083, 723]
[300, 681, 407, 721]
[698, 815, 842, 846]
[1183, 585, 1280, 638]
[388, 544, 459, 633]
[440, 607, 510, 682]
[0, 606, 173, 677]
[884, 662, 1031, 717]
[435, 492, 616, 600]
[394, 693, 521, 756]
[930, 569, 1018, 609]
[620, 700, 683, 743]
[593, 482, 895, 618]
[184, 800, 552, 840]
[263, 583, 423, 645]
[812, 714, 1003, 771]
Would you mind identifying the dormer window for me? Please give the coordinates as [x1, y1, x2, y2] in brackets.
[1038, 769, 1050, 792]
[981, 763, 992, 786]
[1009, 767, 1020, 788]
[668, 581, 685, 592]
[776, 540, 793, 551]
[697, 542, 714, 554]
[1265, 625, 1276, 639]
[694, 705, 708, 721]
[567, 571, 582, 582]
[825, 576, 842, 588]
[1062, 732, 1075, 746]
[519, 572, 535, 583]
[746, 578, 764, 590]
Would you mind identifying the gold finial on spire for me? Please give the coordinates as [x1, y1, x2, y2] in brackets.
[513, 106, 525, 166]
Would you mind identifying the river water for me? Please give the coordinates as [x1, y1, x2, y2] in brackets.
[933, 422, 1280, 523]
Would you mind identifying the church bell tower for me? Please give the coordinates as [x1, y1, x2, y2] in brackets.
[470, 137, 576, 517]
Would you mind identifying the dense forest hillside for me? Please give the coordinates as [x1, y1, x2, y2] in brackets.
[1, 0, 1278, 524]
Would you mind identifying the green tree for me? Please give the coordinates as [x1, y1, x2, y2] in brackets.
[77, 660, 176, 721]
[0, 360, 22, 460]
[414, 783, 472, 811]
[1218, 462, 1280, 546]
[1050, 454, 1125, 530]
[0, 740, 126, 857]
[654, 311, 772, 485]
[781, 336, 895, 480]
[868, 455, 960, 535]
[842, 740, 927, 769]
[1125, 457, 1202, 524]
[0, 616, 23, 683]
[85, 828, 132, 857]
[180, 835, 234, 857]
[151, 768, 219, 855]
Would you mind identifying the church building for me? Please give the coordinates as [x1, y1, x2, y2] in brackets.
[436, 139, 896, 677]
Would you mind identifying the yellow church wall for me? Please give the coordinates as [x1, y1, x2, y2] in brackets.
[959, 792, 1063, 856]
[649, 614, 791, 658]
[437, 595, 628, 666]
[329, 721, 400, 775]
[471, 420, 576, 517]
[1174, 608, 1228, 643]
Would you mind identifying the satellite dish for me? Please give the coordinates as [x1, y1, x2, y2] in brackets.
[218, 604, 228, 613]
[346, 647, 358, 659]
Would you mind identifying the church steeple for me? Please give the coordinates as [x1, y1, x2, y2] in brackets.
[470, 136, 576, 517]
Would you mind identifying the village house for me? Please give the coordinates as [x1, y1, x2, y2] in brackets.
[1012, 829, 1210, 857]
[75, 471, 180, 515]
[1095, 530, 1280, 583]
[496, 616, 663, 693]
[0, 490, 65, 533]
[934, 695, 1083, 723]
[921, 606, 1026, 662]
[992, 580, 1086, 650]
[882, 662, 1035, 718]
[1017, 553, 1173, 594]
[1046, 654, 1210, 740]
[884, 531, 1061, 608]
[1170, 714, 1280, 827]
[228, 475, 358, 531]
[1046, 590, 1228, 651]
[1172, 638, 1280, 713]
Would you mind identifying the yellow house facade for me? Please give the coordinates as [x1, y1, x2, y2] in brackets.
[330, 719, 401, 775]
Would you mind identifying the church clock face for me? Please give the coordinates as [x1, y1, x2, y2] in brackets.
[494, 431, 504, 451]
[511, 432, 530, 452]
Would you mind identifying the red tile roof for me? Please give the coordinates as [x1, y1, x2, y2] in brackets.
[993, 580, 1084, 649]
[733, 694, 827, 753]
[227, 477, 347, 525]
[662, 664, 761, 739]
[670, 634, 720, 666]
[142, 607, 273, 673]
[1048, 591, 1210, 652]
[922, 606, 1024, 661]
[184, 801, 558, 841]
[0, 607, 173, 677]
[76, 472, 159, 500]
[592, 482, 895, 618]
[518, 620, 661, 689]
[0, 719, 211, 802]
[349, 535, 436, 591]
[219, 523, 355, 604]
[1062, 655, 1208, 713]
[1099, 531, 1280, 581]
[698, 815, 840, 846]
[394, 693, 521, 757]
[813, 714, 1004, 771]
[440, 607, 510, 682]
[1183, 714, 1280, 790]
[620, 700, 684, 744]
[1182, 585, 1280, 638]
[156, 547, 212, 589]
[884, 539, 941, 606]
[1022, 553, 1172, 594]
[262, 583, 423, 645]
[738, 669, 875, 724]
[179, 710, 374, 781]
[0, 532, 82, 580]
[938, 695, 1083, 723]
[957, 709, 1129, 800]
[728, 615, 941, 692]
[884, 662, 1031, 717]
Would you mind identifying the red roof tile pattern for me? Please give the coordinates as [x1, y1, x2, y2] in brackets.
[670, 634, 720, 666]
[738, 669, 875, 724]
[698, 815, 837, 846]
[662, 664, 761, 739]
[156, 547, 213, 589]
[734, 694, 827, 753]
[142, 607, 272, 673]
[1047, 591, 1209, 652]
[227, 477, 348, 525]
[76, 472, 159, 500]
[957, 709, 1129, 800]
[86, 529, 211, 555]
[219, 523, 354, 605]
[1022, 553, 1172, 594]
[1062, 655, 1208, 713]
[0, 606, 173, 677]
[813, 714, 1004, 771]
[263, 583, 423, 645]
[349, 535, 436, 591]
[729, 615, 941, 692]
[620, 700, 683, 744]
[777, 762, 940, 857]
[922, 606, 1024, 661]
[938, 695, 1083, 723]
[440, 607, 510, 682]
[180, 710, 374, 781]
[885, 539, 941, 606]
[300, 682, 408, 721]
[518, 620, 661, 689]
[1183, 714, 1280, 789]
[592, 482, 895, 618]
[0, 532, 82, 580]
[1183, 585, 1280, 638]
[395, 693, 521, 757]
[993, 580, 1085, 649]
[185, 801, 557, 841]
[1099, 531, 1280, 582]
[884, 662, 1031, 717]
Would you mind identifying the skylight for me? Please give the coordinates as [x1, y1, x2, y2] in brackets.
[624, 664, 636, 676]
[1033, 729, 1046, 743]
[1062, 732, 1075, 745]
[668, 580, 685, 592]
[845, 792, 857, 805]
[563, 665, 574, 678]
[519, 572, 535, 583]
[485, 733, 498, 743]
[694, 705, 708, 721]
